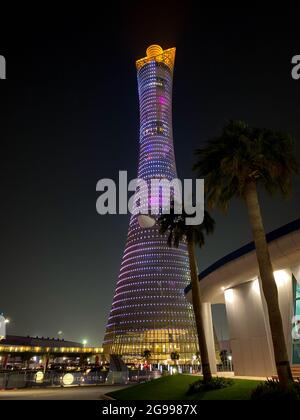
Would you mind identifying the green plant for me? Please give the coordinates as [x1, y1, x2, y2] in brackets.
[170, 351, 180, 365]
[159, 209, 215, 383]
[194, 120, 299, 386]
[161, 370, 170, 377]
[142, 349, 152, 361]
[251, 379, 300, 400]
[186, 377, 234, 396]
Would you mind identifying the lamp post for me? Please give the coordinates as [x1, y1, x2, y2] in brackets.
[4, 318, 9, 339]
[228, 355, 233, 372]
[0, 315, 9, 342]
[192, 355, 196, 373]
[81, 340, 88, 369]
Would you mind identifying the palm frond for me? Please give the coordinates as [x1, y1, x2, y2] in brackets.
[194, 120, 299, 210]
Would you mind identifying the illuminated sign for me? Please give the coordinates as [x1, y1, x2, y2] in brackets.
[35, 371, 44, 383]
[62, 373, 74, 386]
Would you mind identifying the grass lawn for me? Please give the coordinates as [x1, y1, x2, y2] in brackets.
[107, 375, 263, 400]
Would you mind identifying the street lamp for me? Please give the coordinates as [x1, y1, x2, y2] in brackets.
[192, 355, 196, 373]
[82, 339, 87, 348]
[4, 319, 10, 324]
[228, 355, 233, 371]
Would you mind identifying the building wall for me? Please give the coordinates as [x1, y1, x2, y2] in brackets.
[274, 270, 294, 361]
[225, 280, 276, 377]
[186, 221, 300, 375]
[224, 269, 299, 377]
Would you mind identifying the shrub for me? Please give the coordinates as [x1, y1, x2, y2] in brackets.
[161, 370, 170, 377]
[251, 379, 300, 401]
[186, 377, 233, 395]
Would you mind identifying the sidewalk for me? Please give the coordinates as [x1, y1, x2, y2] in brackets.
[190, 372, 266, 381]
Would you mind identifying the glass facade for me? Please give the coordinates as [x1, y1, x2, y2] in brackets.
[293, 276, 300, 364]
[103, 46, 198, 363]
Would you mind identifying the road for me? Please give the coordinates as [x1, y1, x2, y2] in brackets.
[0, 385, 128, 400]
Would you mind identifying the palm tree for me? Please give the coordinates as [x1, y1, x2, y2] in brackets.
[142, 349, 152, 363]
[170, 351, 180, 366]
[159, 208, 215, 383]
[194, 120, 299, 386]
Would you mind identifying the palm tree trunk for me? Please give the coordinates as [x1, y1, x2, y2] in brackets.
[244, 181, 293, 386]
[187, 240, 212, 383]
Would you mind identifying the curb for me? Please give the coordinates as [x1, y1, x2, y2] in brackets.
[102, 394, 116, 400]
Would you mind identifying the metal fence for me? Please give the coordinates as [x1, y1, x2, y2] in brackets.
[0, 370, 109, 390]
[0, 369, 164, 389]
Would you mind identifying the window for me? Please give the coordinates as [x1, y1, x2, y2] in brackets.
[296, 281, 300, 299]
[293, 276, 300, 364]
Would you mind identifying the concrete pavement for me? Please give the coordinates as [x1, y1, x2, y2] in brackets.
[0, 385, 129, 400]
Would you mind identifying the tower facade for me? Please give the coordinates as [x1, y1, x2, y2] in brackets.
[103, 45, 198, 363]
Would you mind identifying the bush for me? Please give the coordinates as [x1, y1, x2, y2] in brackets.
[186, 377, 233, 396]
[161, 370, 170, 377]
[251, 379, 300, 401]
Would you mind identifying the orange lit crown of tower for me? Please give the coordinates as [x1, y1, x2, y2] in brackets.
[136, 44, 176, 72]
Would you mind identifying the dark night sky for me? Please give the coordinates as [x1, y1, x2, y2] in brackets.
[0, 5, 299, 345]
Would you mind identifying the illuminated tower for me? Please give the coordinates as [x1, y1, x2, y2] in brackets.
[103, 45, 197, 363]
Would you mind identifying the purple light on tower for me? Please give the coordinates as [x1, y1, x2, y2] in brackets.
[103, 45, 198, 363]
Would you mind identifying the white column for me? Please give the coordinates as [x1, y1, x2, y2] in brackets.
[201, 302, 217, 374]
[273, 270, 294, 362]
[224, 281, 276, 377]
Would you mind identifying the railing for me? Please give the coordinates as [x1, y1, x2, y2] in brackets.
[0, 370, 108, 390]
[0, 369, 164, 389]
[217, 362, 234, 372]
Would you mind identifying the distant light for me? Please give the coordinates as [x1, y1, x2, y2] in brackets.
[82, 339, 88, 347]
[224, 289, 234, 304]
[4, 319, 10, 324]
[228, 355, 232, 361]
